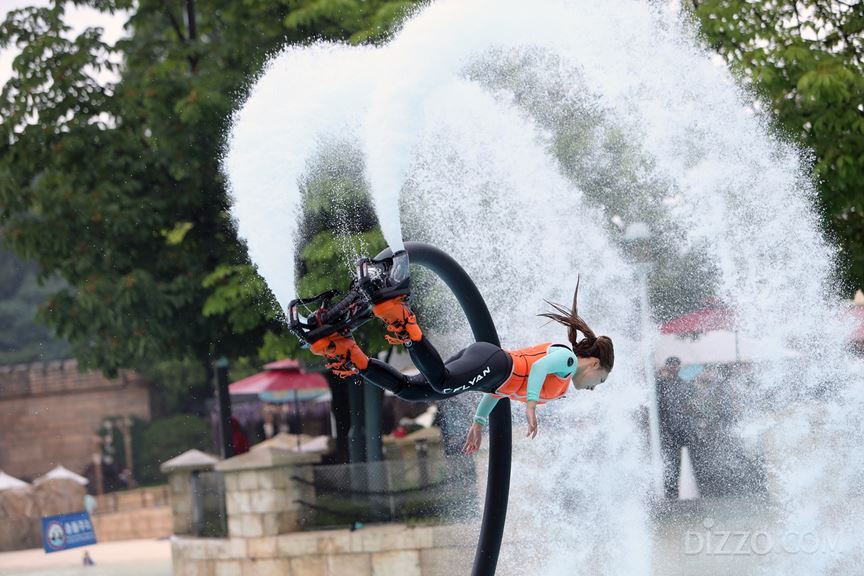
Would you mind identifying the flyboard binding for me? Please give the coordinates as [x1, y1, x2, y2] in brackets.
[287, 251, 413, 374]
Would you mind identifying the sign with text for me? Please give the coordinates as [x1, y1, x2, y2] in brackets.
[41, 511, 97, 553]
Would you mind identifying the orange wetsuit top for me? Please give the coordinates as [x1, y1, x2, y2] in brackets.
[474, 343, 578, 425]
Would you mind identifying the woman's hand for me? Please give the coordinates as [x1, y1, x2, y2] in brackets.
[526, 401, 538, 439]
[462, 423, 483, 455]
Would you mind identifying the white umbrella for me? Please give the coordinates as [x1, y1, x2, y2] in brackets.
[0, 471, 30, 491]
[33, 465, 88, 486]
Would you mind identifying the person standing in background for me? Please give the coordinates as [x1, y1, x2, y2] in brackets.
[656, 356, 696, 499]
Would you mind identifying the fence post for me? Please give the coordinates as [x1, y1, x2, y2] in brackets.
[159, 449, 220, 536]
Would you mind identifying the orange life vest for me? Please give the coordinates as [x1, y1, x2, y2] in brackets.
[492, 342, 573, 404]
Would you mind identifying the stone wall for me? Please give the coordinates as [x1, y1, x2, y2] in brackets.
[0, 359, 152, 479]
[89, 485, 173, 543]
[95, 485, 170, 514]
[221, 452, 318, 539]
[166, 445, 490, 575]
[171, 523, 475, 576]
[92, 507, 173, 542]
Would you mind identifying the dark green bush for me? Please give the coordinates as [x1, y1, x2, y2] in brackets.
[135, 415, 212, 485]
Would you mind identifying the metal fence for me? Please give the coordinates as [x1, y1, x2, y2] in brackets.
[191, 470, 227, 537]
[292, 455, 479, 528]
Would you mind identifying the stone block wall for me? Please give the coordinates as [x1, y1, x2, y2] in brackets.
[172, 523, 475, 576]
[168, 446, 490, 575]
[91, 507, 173, 542]
[96, 485, 170, 513]
[0, 359, 152, 479]
[169, 471, 195, 535]
[224, 464, 315, 538]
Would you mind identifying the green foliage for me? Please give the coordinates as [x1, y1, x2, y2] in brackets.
[0, 0, 417, 379]
[284, 0, 419, 44]
[202, 264, 284, 334]
[135, 414, 212, 485]
[686, 1, 864, 291]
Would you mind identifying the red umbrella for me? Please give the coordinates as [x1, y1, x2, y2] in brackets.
[660, 306, 735, 335]
[229, 360, 328, 448]
[228, 359, 328, 394]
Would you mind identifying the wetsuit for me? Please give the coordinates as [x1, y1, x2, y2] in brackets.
[472, 344, 578, 425]
[360, 337, 513, 401]
[359, 338, 579, 421]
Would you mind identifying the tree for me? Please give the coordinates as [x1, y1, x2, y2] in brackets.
[685, 1, 864, 292]
[0, 0, 420, 381]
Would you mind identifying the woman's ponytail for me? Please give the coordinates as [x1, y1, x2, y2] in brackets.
[537, 275, 615, 372]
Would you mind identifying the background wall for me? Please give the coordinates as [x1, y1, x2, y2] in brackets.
[0, 359, 152, 480]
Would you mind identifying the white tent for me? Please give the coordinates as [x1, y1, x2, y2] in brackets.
[655, 305, 800, 366]
[33, 465, 88, 486]
[654, 330, 801, 366]
[0, 471, 30, 491]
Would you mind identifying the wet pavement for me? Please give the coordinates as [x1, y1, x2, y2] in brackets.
[0, 538, 171, 576]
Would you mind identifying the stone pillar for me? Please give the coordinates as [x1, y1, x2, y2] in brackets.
[215, 446, 321, 539]
[159, 449, 219, 536]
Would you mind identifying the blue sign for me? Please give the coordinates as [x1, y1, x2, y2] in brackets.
[41, 511, 97, 553]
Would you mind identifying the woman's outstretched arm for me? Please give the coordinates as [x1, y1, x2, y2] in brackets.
[463, 394, 500, 454]
[473, 394, 501, 426]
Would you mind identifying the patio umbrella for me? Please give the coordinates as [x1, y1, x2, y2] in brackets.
[229, 359, 329, 448]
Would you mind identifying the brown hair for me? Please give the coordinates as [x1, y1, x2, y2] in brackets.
[537, 275, 614, 372]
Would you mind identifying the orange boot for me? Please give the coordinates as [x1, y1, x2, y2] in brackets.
[372, 295, 423, 345]
[310, 333, 369, 378]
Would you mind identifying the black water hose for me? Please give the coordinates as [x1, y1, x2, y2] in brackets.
[374, 242, 510, 576]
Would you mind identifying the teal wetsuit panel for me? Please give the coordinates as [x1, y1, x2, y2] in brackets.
[472, 345, 578, 425]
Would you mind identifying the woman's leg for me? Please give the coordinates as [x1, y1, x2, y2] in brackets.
[311, 296, 511, 400]
[360, 360, 453, 401]
[407, 339, 512, 396]
[307, 331, 452, 401]
[360, 339, 511, 400]
[371, 295, 511, 395]
[404, 336, 447, 387]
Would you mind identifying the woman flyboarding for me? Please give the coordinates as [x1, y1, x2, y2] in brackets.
[288, 250, 614, 454]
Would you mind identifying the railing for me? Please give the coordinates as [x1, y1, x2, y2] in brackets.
[191, 470, 227, 537]
[292, 456, 479, 528]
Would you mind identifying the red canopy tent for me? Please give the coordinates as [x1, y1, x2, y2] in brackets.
[660, 306, 735, 335]
[657, 301, 864, 364]
[229, 359, 329, 448]
[656, 304, 745, 365]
